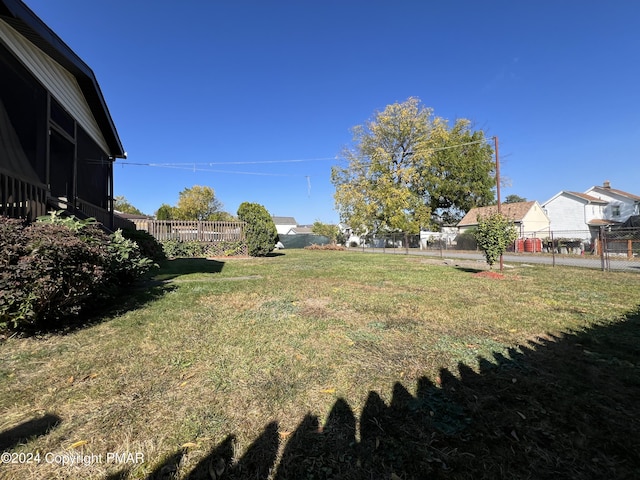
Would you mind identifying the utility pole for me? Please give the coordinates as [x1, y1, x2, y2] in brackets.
[494, 136, 503, 272]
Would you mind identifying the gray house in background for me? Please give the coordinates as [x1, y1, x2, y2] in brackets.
[0, 0, 126, 229]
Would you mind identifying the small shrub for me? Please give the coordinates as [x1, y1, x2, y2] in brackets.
[0, 215, 156, 331]
[0, 219, 109, 329]
[161, 240, 247, 258]
[473, 213, 518, 268]
[122, 229, 166, 261]
[304, 244, 346, 251]
[237, 203, 278, 257]
[107, 230, 157, 285]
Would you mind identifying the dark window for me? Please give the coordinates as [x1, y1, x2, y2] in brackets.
[50, 98, 75, 138]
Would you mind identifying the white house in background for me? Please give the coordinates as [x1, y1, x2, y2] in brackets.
[584, 181, 640, 221]
[272, 216, 298, 235]
[541, 191, 608, 239]
[542, 181, 640, 240]
[457, 201, 550, 237]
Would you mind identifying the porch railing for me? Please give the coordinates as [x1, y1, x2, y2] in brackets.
[0, 171, 47, 221]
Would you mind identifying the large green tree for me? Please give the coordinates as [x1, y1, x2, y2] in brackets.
[331, 98, 495, 234]
[174, 185, 223, 221]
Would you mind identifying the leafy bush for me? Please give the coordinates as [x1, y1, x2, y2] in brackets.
[107, 230, 157, 284]
[161, 240, 247, 258]
[122, 229, 166, 261]
[304, 244, 346, 251]
[237, 202, 278, 257]
[0, 215, 156, 331]
[473, 213, 518, 268]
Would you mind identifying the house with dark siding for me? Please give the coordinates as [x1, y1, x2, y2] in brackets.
[0, 0, 126, 229]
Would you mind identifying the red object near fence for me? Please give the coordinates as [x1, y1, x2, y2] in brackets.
[524, 238, 542, 253]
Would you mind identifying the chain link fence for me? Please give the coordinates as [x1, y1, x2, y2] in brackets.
[347, 227, 640, 272]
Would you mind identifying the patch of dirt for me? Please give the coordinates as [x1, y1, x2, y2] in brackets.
[473, 271, 505, 280]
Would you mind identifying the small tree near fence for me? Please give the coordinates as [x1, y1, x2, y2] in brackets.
[473, 213, 518, 270]
[237, 202, 278, 257]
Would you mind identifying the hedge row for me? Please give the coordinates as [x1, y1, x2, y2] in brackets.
[161, 240, 247, 258]
[0, 215, 156, 331]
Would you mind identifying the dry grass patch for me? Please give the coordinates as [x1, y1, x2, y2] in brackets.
[1, 251, 639, 479]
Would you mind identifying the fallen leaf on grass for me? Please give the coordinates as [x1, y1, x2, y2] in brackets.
[181, 442, 198, 449]
[69, 440, 88, 449]
[67, 376, 74, 385]
[321, 388, 336, 394]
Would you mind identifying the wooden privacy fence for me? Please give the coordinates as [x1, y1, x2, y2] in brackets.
[143, 220, 246, 243]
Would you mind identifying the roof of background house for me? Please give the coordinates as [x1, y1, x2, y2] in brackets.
[542, 190, 608, 206]
[0, 0, 125, 158]
[588, 186, 640, 202]
[272, 216, 298, 225]
[114, 211, 152, 220]
[564, 191, 608, 204]
[458, 201, 538, 226]
[587, 219, 623, 226]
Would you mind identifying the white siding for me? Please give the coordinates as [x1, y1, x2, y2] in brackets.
[0, 18, 109, 154]
[584, 188, 639, 222]
[542, 195, 592, 237]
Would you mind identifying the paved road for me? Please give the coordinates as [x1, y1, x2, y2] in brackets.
[352, 248, 640, 272]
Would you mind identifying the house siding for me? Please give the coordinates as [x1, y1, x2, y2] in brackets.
[0, 18, 110, 155]
[542, 194, 601, 237]
[521, 203, 551, 234]
[584, 188, 640, 222]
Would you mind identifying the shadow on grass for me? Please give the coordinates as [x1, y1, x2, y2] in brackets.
[147, 307, 640, 479]
[155, 258, 225, 281]
[0, 413, 61, 451]
[454, 266, 485, 274]
[8, 259, 225, 337]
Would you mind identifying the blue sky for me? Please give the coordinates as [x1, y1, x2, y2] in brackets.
[24, 0, 640, 224]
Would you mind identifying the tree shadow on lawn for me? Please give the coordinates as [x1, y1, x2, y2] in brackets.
[0, 413, 61, 451]
[144, 307, 640, 479]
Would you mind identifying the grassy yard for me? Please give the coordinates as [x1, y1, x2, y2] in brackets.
[1, 250, 639, 479]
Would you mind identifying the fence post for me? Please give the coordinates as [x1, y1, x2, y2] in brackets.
[599, 226, 607, 272]
[551, 230, 555, 267]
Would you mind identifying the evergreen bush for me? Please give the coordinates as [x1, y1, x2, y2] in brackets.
[237, 203, 278, 257]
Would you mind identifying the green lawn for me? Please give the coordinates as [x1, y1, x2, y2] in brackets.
[1, 250, 639, 479]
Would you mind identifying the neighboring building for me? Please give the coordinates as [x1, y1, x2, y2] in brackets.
[541, 191, 608, 239]
[584, 181, 640, 222]
[272, 216, 298, 235]
[286, 225, 314, 235]
[0, 0, 126, 229]
[542, 181, 640, 240]
[457, 201, 550, 237]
